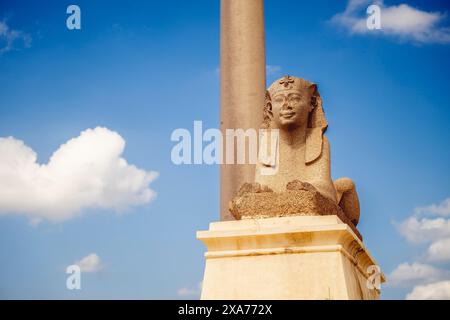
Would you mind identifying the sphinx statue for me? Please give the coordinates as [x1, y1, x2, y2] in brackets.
[229, 75, 361, 235]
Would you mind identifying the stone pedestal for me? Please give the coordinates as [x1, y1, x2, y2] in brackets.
[197, 215, 384, 300]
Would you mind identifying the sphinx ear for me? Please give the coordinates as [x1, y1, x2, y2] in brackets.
[264, 90, 273, 119]
[309, 84, 318, 110]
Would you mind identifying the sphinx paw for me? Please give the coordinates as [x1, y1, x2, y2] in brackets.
[237, 182, 273, 196]
[286, 180, 317, 192]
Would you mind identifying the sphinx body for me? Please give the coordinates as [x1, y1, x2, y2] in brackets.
[230, 76, 360, 227]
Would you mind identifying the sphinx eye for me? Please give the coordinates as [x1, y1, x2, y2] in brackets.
[274, 96, 284, 103]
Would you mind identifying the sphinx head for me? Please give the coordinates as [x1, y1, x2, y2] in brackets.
[264, 76, 324, 131]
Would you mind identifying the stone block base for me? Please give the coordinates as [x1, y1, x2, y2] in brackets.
[197, 215, 384, 300]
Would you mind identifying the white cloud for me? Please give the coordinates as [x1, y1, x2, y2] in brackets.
[0, 21, 31, 54]
[266, 65, 282, 76]
[177, 282, 202, 298]
[388, 262, 450, 287]
[330, 0, 450, 44]
[395, 217, 450, 244]
[415, 198, 450, 217]
[0, 127, 158, 224]
[391, 198, 450, 298]
[406, 281, 450, 300]
[74, 253, 103, 273]
[427, 238, 450, 263]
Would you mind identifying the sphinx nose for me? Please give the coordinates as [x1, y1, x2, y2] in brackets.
[282, 102, 292, 110]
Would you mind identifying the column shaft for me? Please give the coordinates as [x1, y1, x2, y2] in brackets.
[220, 0, 266, 220]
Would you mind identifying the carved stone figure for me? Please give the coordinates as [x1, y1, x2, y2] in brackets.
[229, 75, 361, 234]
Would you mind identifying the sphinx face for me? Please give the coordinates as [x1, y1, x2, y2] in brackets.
[271, 88, 312, 130]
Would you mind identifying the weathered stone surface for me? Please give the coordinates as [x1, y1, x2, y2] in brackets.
[229, 180, 361, 239]
[235, 182, 273, 196]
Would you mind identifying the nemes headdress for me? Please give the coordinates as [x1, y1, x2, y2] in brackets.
[268, 75, 313, 96]
[264, 75, 328, 164]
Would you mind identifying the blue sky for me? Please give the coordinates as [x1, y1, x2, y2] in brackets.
[0, 0, 449, 299]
